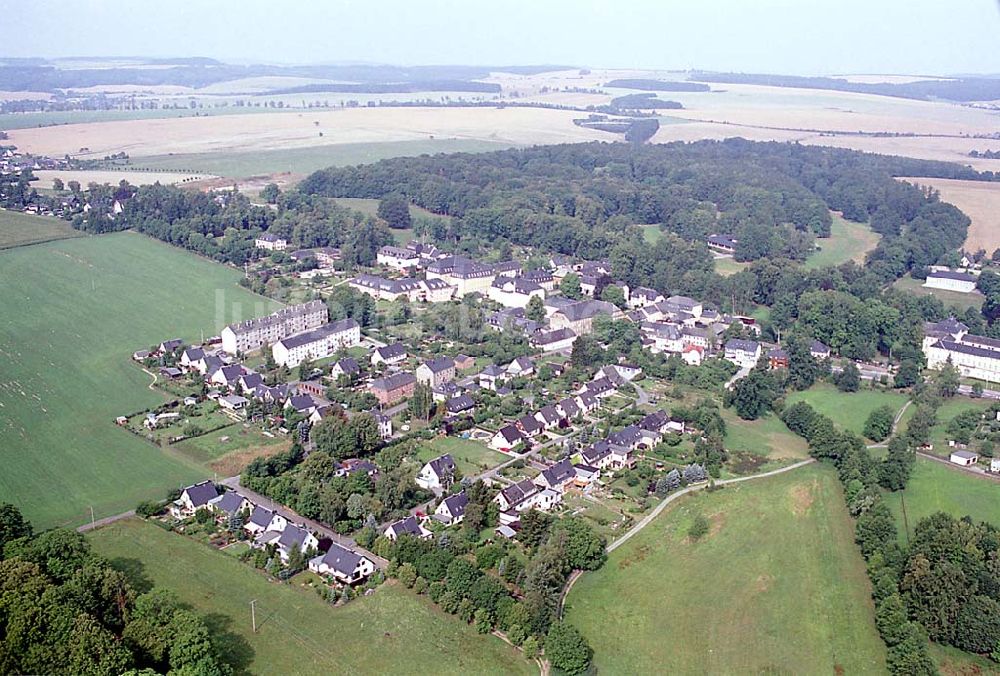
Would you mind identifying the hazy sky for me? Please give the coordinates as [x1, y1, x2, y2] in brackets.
[4, 0, 1000, 75]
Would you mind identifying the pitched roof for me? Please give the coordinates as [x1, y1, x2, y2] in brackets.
[248, 506, 276, 527]
[374, 343, 407, 360]
[537, 405, 563, 424]
[183, 481, 219, 508]
[427, 454, 457, 479]
[927, 270, 977, 282]
[446, 394, 475, 414]
[496, 424, 524, 444]
[388, 515, 425, 537]
[333, 357, 360, 374]
[441, 492, 469, 518]
[371, 372, 417, 391]
[518, 414, 543, 434]
[422, 357, 456, 373]
[214, 491, 246, 514]
[316, 542, 364, 575]
[557, 299, 617, 322]
[278, 524, 311, 550]
[278, 319, 360, 350]
[725, 339, 760, 354]
[500, 479, 538, 506]
[540, 458, 575, 487]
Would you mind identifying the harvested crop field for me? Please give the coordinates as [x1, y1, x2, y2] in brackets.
[900, 177, 1000, 252]
[8, 106, 613, 160]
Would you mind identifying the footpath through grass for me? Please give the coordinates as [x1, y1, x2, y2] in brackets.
[89, 518, 534, 675]
[564, 463, 886, 674]
[0, 232, 280, 528]
[0, 208, 83, 249]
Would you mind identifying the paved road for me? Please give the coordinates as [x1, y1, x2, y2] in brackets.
[957, 384, 1000, 400]
[221, 475, 389, 569]
[632, 380, 651, 406]
[78, 510, 136, 532]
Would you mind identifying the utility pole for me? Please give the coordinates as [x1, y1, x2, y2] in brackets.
[251, 599, 257, 633]
[90, 506, 95, 529]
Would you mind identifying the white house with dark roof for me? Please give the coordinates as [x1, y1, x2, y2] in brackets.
[517, 414, 544, 438]
[490, 424, 525, 451]
[416, 454, 457, 491]
[724, 339, 762, 368]
[331, 357, 360, 379]
[244, 506, 287, 536]
[211, 491, 253, 517]
[384, 515, 432, 540]
[434, 492, 469, 525]
[535, 405, 564, 430]
[479, 364, 509, 391]
[371, 343, 407, 366]
[488, 276, 546, 308]
[255, 232, 288, 251]
[507, 356, 535, 378]
[272, 319, 361, 367]
[172, 480, 219, 517]
[628, 286, 665, 309]
[260, 523, 319, 562]
[926, 334, 1000, 383]
[222, 300, 328, 355]
[531, 327, 577, 352]
[377, 245, 420, 270]
[308, 543, 376, 584]
[810, 340, 831, 360]
[534, 458, 576, 492]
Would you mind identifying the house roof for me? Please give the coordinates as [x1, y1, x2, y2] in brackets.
[441, 492, 469, 518]
[286, 394, 318, 412]
[508, 356, 534, 372]
[333, 357, 360, 374]
[810, 340, 830, 354]
[537, 405, 562, 423]
[496, 424, 524, 444]
[426, 454, 457, 479]
[278, 524, 311, 550]
[951, 449, 979, 460]
[371, 372, 417, 392]
[446, 394, 475, 414]
[540, 458, 575, 486]
[556, 299, 617, 322]
[639, 410, 669, 432]
[500, 479, 538, 506]
[374, 343, 407, 360]
[518, 414, 543, 434]
[533, 328, 576, 345]
[422, 357, 456, 373]
[557, 397, 580, 418]
[927, 270, 977, 282]
[183, 481, 219, 508]
[725, 339, 760, 354]
[278, 320, 359, 350]
[315, 543, 365, 576]
[388, 515, 424, 537]
[214, 491, 246, 514]
[248, 506, 276, 527]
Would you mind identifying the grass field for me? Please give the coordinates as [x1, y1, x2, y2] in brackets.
[173, 423, 291, 477]
[639, 224, 663, 244]
[893, 276, 985, 313]
[33, 168, 213, 187]
[0, 208, 83, 249]
[0, 232, 281, 528]
[564, 463, 886, 674]
[930, 642, 1000, 675]
[129, 138, 514, 179]
[785, 383, 910, 436]
[89, 518, 533, 675]
[925, 397, 994, 454]
[713, 256, 750, 276]
[418, 436, 509, 476]
[885, 458, 1000, 541]
[804, 213, 880, 270]
[721, 410, 811, 461]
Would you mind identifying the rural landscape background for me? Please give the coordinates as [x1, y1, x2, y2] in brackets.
[2, 1, 1000, 674]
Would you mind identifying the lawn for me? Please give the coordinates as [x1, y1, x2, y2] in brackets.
[893, 275, 985, 313]
[128, 138, 514, 178]
[785, 383, 910, 436]
[885, 458, 1000, 541]
[639, 224, 663, 244]
[713, 256, 749, 276]
[89, 518, 533, 675]
[0, 232, 281, 528]
[924, 396, 994, 455]
[0, 208, 83, 249]
[564, 464, 886, 674]
[173, 423, 291, 476]
[721, 410, 811, 461]
[418, 436, 509, 476]
[804, 212, 880, 270]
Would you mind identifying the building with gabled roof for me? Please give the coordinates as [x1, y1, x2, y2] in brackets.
[384, 515, 432, 540]
[221, 300, 328, 355]
[272, 319, 361, 367]
[309, 543, 376, 583]
[416, 454, 457, 491]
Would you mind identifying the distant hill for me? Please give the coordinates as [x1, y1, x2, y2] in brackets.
[605, 79, 710, 92]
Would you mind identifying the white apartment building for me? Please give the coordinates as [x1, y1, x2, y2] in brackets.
[272, 319, 361, 367]
[221, 300, 327, 355]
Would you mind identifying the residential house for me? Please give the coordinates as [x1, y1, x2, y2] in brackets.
[810, 340, 832, 360]
[369, 372, 417, 405]
[453, 354, 476, 370]
[377, 245, 420, 270]
[517, 414, 544, 438]
[416, 357, 457, 388]
[384, 515, 432, 541]
[238, 372, 264, 394]
[255, 233, 288, 251]
[373, 411, 392, 440]
[372, 342, 407, 366]
[210, 364, 245, 389]
[665, 295, 703, 318]
[221, 300, 327, 355]
[535, 405, 564, 430]
[494, 480, 540, 511]
[308, 543, 376, 584]
[490, 424, 525, 451]
[446, 394, 476, 416]
[682, 344, 705, 365]
[479, 364, 508, 391]
[549, 299, 618, 335]
[331, 358, 360, 379]
[532, 328, 577, 353]
[271, 524, 320, 562]
[707, 234, 738, 254]
[171, 480, 219, 517]
[211, 491, 252, 518]
[628, 286, 664, 309]
[724, 339, 762, 368]
[272, 319, 361, 367]
[434, 492, 469, 525]
[425, 255, 497, 297]
[487, 276, 545, 308]
[416, 454, 457, 491]
[557, 397, 581, 421]
[573, 464, 601, 488]
[506, 356, 535, 378]
[218, 394, 249, 412]
[768, 348, 790, 369]
[284, 394, 320, 417]
[534, 458, 576, 492]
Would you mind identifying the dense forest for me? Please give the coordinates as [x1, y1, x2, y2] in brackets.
[299, 139, 975, 268]
[0, 504, 234, 675]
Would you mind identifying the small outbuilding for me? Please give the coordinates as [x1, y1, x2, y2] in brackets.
[949, 450, 979, 467]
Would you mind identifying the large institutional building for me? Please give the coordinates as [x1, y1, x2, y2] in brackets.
[221, 300, 328, 355]
[272, 319, 361, 367]
[923, 317, 1000, 383]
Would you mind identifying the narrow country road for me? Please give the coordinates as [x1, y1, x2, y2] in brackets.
[867, 399, 913, 449]
[78, 510, 136, 532]
[558, 457, 816, 616]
